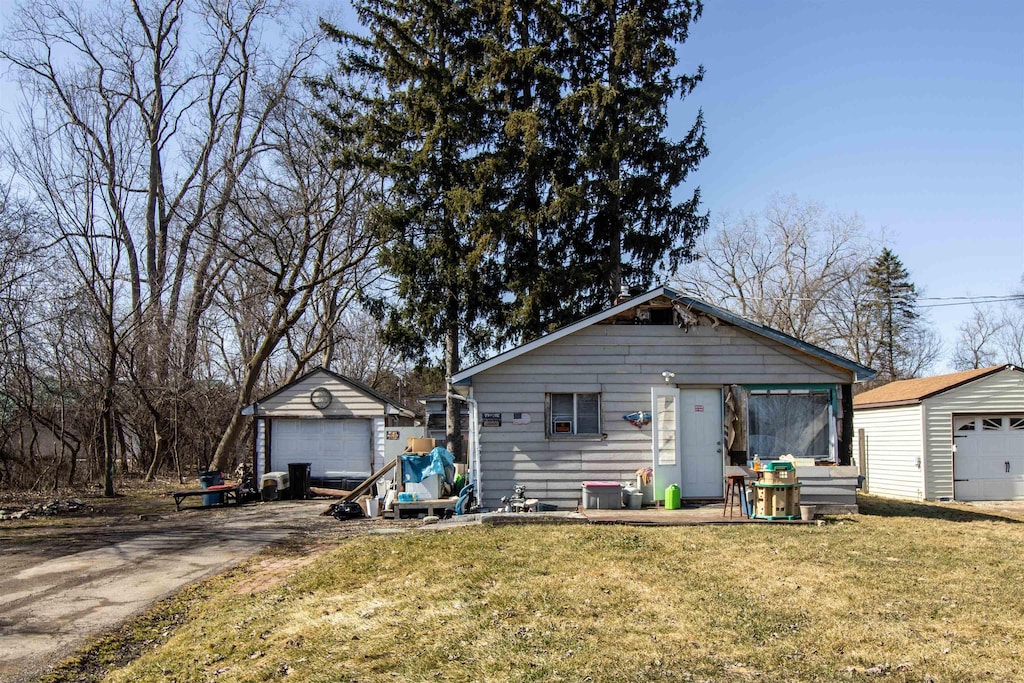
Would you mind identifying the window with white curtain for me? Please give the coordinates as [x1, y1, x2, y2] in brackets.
[747, 389, 832, 460]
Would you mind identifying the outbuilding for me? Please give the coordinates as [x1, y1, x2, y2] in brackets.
[243, 367, 415, 488]
[452, 286, 875, 511]
[853, 364, 1024, 502]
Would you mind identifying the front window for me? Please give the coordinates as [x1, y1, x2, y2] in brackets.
[548, 393, 601, 436]
[747, 389, 832, 460]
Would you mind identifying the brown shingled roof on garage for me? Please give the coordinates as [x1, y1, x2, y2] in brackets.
[853, 365, 1015, 408]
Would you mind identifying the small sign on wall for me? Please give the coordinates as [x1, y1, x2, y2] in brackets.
[695, 405, 704, 412]
[386, 431, 399, 440]
[512, 413, 531, 425]
[482, 412, 502, 427]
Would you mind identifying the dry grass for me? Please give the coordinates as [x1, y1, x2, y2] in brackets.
[74, 496, 1024, 681]
[0, 475, 179, 528]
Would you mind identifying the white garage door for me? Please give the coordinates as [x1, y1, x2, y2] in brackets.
[271, 419, 372, 480]
[953, 415, 1024, 501]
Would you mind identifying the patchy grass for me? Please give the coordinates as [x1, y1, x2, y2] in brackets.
[52, 496, 1024, 682]
[1, 475, 177, 521]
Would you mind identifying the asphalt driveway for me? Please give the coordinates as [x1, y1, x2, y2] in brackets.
[0, 500, 334, 682]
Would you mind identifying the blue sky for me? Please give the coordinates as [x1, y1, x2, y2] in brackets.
[1, 1, 1020, 373]
[673, 0, 1024, 371]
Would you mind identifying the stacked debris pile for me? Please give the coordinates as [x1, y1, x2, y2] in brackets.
[0, 498, 92, 521]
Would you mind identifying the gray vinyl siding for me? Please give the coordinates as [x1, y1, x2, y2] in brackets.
[257, 370, 385, 418]
[852, 404, 924, 500]
[921, 369, 1024, 500]
[472, 323, 853, 510]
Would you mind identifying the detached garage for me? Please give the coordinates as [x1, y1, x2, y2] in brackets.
[243, 367, 414, 487]
[853, 364, 1024, 502]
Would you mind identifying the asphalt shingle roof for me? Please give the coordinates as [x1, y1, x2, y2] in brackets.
[853, 365, 1013, 407]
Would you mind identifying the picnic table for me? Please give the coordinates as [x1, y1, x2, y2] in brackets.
[172, 483, 242, 511]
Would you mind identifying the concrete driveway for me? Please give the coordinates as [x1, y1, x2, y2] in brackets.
[0, 500, 333, 682]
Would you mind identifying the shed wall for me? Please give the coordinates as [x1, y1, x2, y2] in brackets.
[922, 369, 1024, 500]
[852, 404, 924, 500]
[257, 370, 385, 417]
[472, 323, 853, 510]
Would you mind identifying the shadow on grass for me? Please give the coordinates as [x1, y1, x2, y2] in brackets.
[858, 493, 1022, 524]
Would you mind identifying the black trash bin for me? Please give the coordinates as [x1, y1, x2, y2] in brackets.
[287, 462, 311, 500]
[199, 470, 224, 506]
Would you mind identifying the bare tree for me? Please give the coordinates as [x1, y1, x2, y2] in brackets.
[208, 96, 379, 471]
[1, 0, 330, 482]
[952, 305, 1004, 370]
[679, 194, 945, 379]
[679, 195, 874, 346]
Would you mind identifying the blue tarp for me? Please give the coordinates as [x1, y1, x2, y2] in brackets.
[401, 447, 455, 484]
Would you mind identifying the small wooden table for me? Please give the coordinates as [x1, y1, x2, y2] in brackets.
[172, 483, 241, 511]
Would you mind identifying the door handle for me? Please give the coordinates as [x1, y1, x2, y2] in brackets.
[1006, 461, 1011, 473]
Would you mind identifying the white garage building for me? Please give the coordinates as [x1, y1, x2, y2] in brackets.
[243, 367, 414, 487]
[853, 364, 1024, 502]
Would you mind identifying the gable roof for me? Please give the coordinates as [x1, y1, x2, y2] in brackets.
[853, 364, 1022, 409]
[451, 285, 876, 384]
[242, 366, 415, 417]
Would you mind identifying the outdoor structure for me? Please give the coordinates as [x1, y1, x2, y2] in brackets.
[243, 367, 415, 488]
[853, 365, 1024, 502]
[452, 286, 875, 511]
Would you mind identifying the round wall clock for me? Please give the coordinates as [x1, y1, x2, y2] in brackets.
[310, 387, 333, 409]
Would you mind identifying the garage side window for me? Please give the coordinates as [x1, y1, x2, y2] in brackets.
[547, 393, 601, 437]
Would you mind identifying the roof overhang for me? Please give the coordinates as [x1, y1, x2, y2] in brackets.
[452, 286, 876, 385]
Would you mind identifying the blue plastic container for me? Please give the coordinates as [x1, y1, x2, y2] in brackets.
[199, 470, 224, 506]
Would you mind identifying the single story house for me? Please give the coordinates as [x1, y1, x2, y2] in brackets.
[243, 367, 415, 488]
[853, 364, 1024, 502]
[452, 286, 875, 511]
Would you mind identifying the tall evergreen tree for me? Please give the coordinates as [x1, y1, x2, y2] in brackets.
[476, 0, 569, 342]
[479, 0, 710, 341]
[865, 248, 919, 381]
[318, 0, 502, 458]
[560, 0, 709, 307]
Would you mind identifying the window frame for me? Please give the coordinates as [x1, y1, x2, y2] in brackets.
[744, 385, 837, 462]
[546, 392, 602, 438]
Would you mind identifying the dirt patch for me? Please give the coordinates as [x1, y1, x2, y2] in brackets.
[233, 549, 329, 595]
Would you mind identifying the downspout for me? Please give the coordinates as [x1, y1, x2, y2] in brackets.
[252, 402, 259, 483]
[448, 389, 480, 507]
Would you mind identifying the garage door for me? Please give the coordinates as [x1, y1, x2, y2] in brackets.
[271, 419, 372, 480]
[953, 415, 1024, 501]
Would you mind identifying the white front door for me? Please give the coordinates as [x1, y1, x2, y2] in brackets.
[679, 388, 724, 498]
[652, 387, 724, 500]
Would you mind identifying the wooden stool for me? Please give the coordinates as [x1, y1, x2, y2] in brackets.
[723, 474, 748, 518]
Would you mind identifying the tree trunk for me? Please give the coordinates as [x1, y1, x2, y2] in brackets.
[444, 292, 462, 461]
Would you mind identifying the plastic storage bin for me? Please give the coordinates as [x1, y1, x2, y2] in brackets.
[581, 481, 622, 509]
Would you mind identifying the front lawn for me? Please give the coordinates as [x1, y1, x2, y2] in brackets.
[54, 496, 1024, 682]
